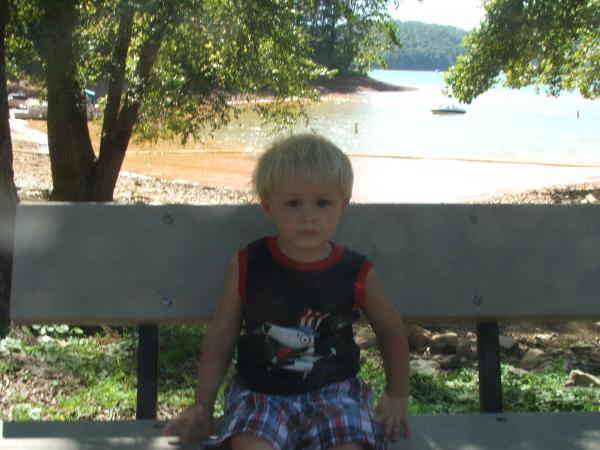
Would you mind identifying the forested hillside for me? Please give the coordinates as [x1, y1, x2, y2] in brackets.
[386, 21, 467, 71]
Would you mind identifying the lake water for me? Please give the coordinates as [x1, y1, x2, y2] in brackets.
[113, 69, 600, 202]
[212, 70, 600, 167]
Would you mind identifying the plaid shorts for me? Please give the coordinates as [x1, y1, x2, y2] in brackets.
[203, 378, 385, 450]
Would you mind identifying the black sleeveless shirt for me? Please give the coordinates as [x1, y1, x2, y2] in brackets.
[233, 236, 372, 395]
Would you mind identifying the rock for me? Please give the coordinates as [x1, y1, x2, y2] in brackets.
[521, 348, 546, 370]
[410, 358, 438, 376]
[563, 358, 579, 372]
[581, 194, 597, 204]
[438, 354, 462, 370]
[533, 333, 556, 346]
[566, 370, 600, 388]
[570, 341, 593, 353]
[407, 324, 432, 349]
[456, 339, 473, 358]
[505, 366, 530, 378]
[354, 326, 377, 349]
[537, 360, 556, 372]
[499, 335, 518, 353]
[428, 332, 458, 354]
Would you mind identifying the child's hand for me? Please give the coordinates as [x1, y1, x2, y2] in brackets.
[375, 393, 411, 441]
[162, 403, 213, 444]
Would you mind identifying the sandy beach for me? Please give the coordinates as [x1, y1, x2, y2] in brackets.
[9, 113, 600, 204]
[349, 155, 600, 203]
[119, 149, 600, 203]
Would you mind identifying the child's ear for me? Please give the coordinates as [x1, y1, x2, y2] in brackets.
[341, 199, 350, 214]
[260, 199, 272, 218]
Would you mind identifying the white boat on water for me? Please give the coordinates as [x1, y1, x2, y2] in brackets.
[431, 104, 466, 115]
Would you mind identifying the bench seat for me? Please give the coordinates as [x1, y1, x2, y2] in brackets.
[2, 412, 599, 449]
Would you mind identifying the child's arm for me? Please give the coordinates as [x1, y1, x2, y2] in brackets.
[163, 255, 244, 443]
[360, 268, 411, 441]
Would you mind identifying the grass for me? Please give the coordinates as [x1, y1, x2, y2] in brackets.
[359, 349, 599, 414]
[1, 325, 598, 421]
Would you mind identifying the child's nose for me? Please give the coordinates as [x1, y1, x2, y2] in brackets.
[300, 205, 317, 221]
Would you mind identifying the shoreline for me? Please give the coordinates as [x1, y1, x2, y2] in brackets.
[311, 74, 414, 94]
[347, 152, 600, 170]
[8, 72, 600, 204]
[13, 146, 600, 206]
[349, 156, 600, 203]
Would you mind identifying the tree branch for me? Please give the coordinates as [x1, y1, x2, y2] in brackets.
[100, 1, 134, 146]
[100, 2, 179, 157]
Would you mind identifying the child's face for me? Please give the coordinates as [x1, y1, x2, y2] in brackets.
[261, 177, 347, 262]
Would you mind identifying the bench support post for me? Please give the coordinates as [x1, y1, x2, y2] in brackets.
[136, 325, 158, 419]
[476, 321, 503, 413]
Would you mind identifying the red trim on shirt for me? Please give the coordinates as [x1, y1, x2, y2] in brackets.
[238, 247, 248, 303]
[353, 260, 373, 310]
[267, 236, 344, 271]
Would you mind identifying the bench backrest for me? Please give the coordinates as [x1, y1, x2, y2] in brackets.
[10, 203, 600, 324]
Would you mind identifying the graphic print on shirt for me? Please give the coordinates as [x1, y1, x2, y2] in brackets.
[253, 308, 350, 376]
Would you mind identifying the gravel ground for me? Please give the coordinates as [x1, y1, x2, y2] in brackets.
[477, 181, 600, 205]
[13, 144, 255, 204]
[13, 142, 600, 205]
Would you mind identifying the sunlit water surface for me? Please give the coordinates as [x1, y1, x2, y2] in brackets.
[210, 70, 599, 167]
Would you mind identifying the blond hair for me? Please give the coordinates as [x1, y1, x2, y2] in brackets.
[253, 133, 353, 203]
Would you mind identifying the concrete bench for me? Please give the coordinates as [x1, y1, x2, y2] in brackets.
[3, 202, 600, 449]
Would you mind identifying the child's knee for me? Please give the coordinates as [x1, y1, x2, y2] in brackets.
[329, 443, 364, 450]
[231, 432, 276, 450]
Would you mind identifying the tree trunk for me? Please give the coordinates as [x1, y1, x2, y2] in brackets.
[86, 147, 127, 201]
[84, 2, 174, 201]
[36, 0, 173, 202]
[81, 3, 135, 202]
[0, 0, 18, 337]
[46, 111, 81, 201]
[39, 0, 95, 201]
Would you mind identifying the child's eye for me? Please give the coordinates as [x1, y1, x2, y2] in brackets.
[285, 199, 301, 208]
[317, 199, 332, 207]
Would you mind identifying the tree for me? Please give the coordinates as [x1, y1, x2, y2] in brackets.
[385, 21, 467, 71]
[0, 0, 18, 337]
[297, 0, 400, 74]
[444, 0, 600, 103]
[8, 0, 325, 201]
